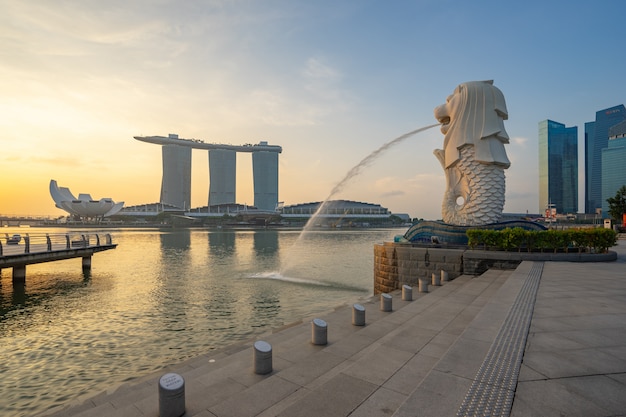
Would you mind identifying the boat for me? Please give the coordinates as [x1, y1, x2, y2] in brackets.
[5, 234, 21, 244]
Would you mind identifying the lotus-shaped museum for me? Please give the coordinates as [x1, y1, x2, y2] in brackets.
[50, 180, 124, 218]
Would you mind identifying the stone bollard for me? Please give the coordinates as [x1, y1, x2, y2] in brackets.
[380, 293, 392, 312]
[253, 341, 273, 375]
[432, 272, 441, 286]
[419, 278, 429, 293]
[402, 284, 413, 301]
[441, 270, 449, 282]
[158, 373, 185, 417]
[352, 303, 365, 326]
[311, 318, 328, 345]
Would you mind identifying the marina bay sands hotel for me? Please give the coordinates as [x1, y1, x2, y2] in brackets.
[134, 134, 282, 211]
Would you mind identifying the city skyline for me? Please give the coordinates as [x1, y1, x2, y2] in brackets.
[585, 105, 626, 214]
[601, 121, 626, 218]
[135, 133, 281, 211]
[2, 1, 626, 219]
[538, 120, 578, 215]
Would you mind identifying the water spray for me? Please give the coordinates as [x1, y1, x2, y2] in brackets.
[280, 123, 440, 275]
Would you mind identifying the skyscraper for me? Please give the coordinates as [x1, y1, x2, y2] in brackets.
[208, 149, 237, 207]
[252, 149, 279, 211]
[538, 120, 578, 214]
[601, 120, 626, 219]
[135, 134, 282, 211]
[584, 105, 626, 214]
[160, 143, 192, 210]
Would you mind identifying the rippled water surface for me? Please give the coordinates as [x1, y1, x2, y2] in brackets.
[0, 226, 402, 416]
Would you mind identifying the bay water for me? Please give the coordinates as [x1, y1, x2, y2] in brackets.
[0, 226, 402, 416]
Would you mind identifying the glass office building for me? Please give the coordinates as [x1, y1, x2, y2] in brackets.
[601, 120, 626, 219]
[538, 120, 578, 214]
[584, 105, 626, 214]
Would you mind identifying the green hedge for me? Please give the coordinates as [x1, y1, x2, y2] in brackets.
[466, 227, 617, 254]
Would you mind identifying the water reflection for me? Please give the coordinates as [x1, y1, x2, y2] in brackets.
[82, 268, 92, 281]
[0, 271, 91, 319]
[251, 289, 281, 328]
[253, 229, 279, 255]
[160, 229, 191, 250]
[208, 230, 236, 253]
[0, 227, 402, 417]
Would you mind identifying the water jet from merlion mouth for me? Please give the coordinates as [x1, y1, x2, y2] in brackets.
[279, 123, 440, 276]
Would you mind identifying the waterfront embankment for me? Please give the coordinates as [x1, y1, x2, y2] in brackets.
[40, 241, 626, 417]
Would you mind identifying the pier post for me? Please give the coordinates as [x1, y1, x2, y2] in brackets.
[380, 293, 392, 312]
[82, 256, 92, 270]
[158, 373, 185, 417]
[12, 266, 26, 283]
[253, 341, 273, 374]
[441, 270, 449, 282]
[352, 303, 366, 326]
[311, 318, 328, 345]
[432, 272, 441, 286]
[419, 278, 429, 293]
[402, 284, 413, 301]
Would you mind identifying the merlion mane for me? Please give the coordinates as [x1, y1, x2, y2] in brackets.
[433, 80, 511, 226]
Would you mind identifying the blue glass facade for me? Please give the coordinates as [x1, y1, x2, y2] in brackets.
[584, 105, 626, 214]
[538, 120, 578, 214]
[601, 121, 626, 218]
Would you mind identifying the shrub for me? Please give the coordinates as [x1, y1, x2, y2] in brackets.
[505, 227, 528, 252]
[466, 229, 481, 249]
[466, 228, 617, 253]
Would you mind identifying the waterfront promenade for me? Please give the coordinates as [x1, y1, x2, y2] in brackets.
[40, 241, 626, 417]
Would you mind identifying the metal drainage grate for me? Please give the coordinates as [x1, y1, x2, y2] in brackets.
[456, 262, 544, 417]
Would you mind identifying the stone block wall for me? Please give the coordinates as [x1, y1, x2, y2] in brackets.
[374, 243, 618, 294]
[374, 243, 464, 294]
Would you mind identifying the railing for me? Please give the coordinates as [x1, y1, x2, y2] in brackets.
[0, 214, 54, 220]
[0, 232, 114, 257]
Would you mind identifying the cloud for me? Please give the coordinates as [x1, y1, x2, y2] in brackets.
[506, 190, 535, 199]
[30, 155, 82, 166]
[301, 57, 352, 112]
[213, 89, 317, 127]
[406, 173, 445, 189]
[371, 173, 444, 196]
[303, 58, 341, 81]
[209, 57, 353, 128]
[368, 173, 444, 215]
[1, 155, 23, 162]
[379, 190, 405, 198]
[511, 136, 528, 146]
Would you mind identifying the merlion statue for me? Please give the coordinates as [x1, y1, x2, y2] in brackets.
[433, 80, 510, 226]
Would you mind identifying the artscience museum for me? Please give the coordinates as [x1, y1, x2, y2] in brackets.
[49, 180, 124, 219]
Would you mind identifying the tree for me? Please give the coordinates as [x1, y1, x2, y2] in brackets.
[606, 185, 626, 222]
[388, 215, 404, 225]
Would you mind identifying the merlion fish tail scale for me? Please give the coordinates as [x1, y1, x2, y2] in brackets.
[435, 145, 505, 226]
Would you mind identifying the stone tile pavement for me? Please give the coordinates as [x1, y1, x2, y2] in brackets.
[510, 243, 626, 417]
[40, 241, 626, 417]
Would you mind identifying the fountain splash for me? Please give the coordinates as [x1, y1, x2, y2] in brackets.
[248, 271, 332, 287]
[247, 272, 369, 292]
[280, 123, 440, 275]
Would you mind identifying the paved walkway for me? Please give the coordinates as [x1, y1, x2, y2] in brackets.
[41, 242, 626, 417]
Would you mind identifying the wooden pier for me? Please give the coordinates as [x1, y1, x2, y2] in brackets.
[0, 232, 117, 283]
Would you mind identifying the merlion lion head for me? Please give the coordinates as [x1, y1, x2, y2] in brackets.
[433, 80, 510, 169]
